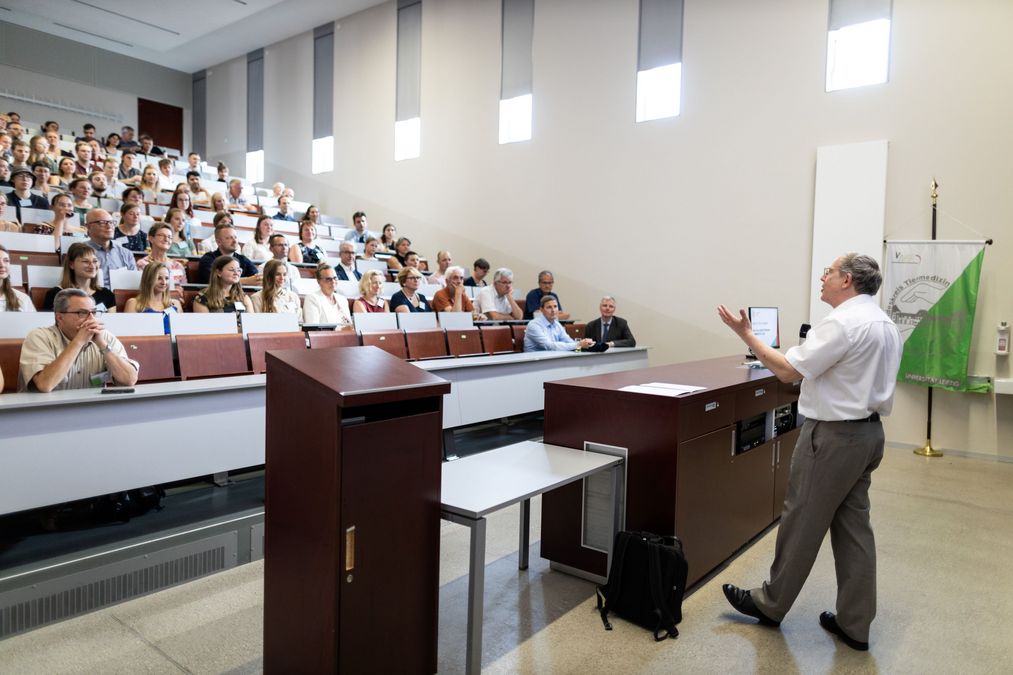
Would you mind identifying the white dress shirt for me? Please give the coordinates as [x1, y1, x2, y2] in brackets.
[785, 293, 901, 421]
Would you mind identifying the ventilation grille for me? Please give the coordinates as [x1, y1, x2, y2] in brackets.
[0, 533, 236, 640]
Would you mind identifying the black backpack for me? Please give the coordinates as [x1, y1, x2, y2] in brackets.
[596, 531, 688, 641]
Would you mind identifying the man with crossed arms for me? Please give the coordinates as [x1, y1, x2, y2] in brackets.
[717, 252, 901, 652]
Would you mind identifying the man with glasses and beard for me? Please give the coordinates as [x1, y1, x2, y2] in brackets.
[18, 288, 139, 392]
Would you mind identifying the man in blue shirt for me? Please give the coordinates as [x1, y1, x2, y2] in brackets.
[524, 295, 593, 352]
[523, 270, 571, 321]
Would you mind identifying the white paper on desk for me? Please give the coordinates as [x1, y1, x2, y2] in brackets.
[619, 383, 704, 397]
[641, 382, 706, 395]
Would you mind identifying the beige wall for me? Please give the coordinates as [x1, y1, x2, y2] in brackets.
[0, 20, 192, 148]
[203, 0, 1013, 460]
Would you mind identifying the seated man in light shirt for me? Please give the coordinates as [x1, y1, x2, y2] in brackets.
[475, 267, 523, 320]
[19, 288, 139, 392]
[259, 234, 301, 293]
[524, 295, 593, 352]
[84, 208, 136, 287]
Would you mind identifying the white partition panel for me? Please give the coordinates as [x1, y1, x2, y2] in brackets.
[109, 269, 143, 290]
[26, 265, 62, 289]
[239, 312, 300, 335]
[438, 312, 474, 329]
[0, 312, 54, 338]
[102, 312, 167, 337]
[0, 231, 56, 253]
[811, 140, 889, 324]
[353, 312, 398, 332]
[420, 284, 442, 299]
[18, 208, 52, 225]
[381, 282, 401, 298]
[168, 312, 239, 336]
[7, 265, 23, 287]
[356, 259, 388, 275]
[232, 213, 260, 230]
[292, 278, 319, 295]
[396, 312, 438, 332]
[336, 280, 360, 298]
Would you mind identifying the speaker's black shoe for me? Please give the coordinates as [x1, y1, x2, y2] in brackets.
[819, 611, 869, 651]
[721, 584, 780, 627]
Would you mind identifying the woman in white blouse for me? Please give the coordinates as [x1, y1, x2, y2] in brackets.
[251, 259, 302, 320]
[302, 263, 352, 326]
[0, 245, 35, 311]
[242, 215, 274, 261]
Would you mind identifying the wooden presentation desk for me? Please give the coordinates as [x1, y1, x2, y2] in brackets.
[540, 355, 801, 586]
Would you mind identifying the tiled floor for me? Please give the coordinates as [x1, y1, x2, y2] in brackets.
[2, 446, 1011, 674]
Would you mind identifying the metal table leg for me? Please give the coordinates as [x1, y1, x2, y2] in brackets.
[465, 516, 487, 675]
[518, 498, 530, 570]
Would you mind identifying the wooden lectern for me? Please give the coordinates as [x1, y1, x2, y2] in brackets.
[263, 346, 450, 673]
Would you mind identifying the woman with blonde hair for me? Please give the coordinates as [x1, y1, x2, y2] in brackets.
[124, 262, 183, 332]
[242, 215, 274, 261]
[42, 242, 116, 312]
[27, 135, 50, 167]
[210, 191, 228, 213]
[250, 259, 301, 318]
[352, 269, 388, 314]
[0, 244, 35, 311]
[138, 164, 161, 201]
[193, 255, 253, 313]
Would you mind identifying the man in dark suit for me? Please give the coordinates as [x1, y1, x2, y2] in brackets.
[584, 296, 636, 348]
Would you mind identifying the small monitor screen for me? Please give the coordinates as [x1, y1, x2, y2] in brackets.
[749, 307, 780, 349]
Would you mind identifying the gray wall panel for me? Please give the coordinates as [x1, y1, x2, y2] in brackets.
[313, 24, 335, 140]
[247, 50, 264, 152]
[396, 2, 422, 121]
[638, 0, 684, 72]
[501, 0, 534, 100]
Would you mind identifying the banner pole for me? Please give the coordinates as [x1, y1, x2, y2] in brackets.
[915, 178, 944, 458]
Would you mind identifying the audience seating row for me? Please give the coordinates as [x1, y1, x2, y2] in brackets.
[0, 322, 589, 392]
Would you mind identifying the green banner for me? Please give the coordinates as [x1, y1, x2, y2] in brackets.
[884, 242, 986, 392]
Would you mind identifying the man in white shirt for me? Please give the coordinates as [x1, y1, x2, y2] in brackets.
[475, 268, 523, 320]
[717, 253, 901, 652]
[429, 250, 452, 288]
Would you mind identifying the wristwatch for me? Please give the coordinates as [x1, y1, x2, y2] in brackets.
[99, 345, 113, 355]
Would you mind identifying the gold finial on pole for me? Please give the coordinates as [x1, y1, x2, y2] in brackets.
[930, 178, 939, 206]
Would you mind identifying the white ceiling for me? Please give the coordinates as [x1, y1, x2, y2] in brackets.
[0, 0, 388, 73]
